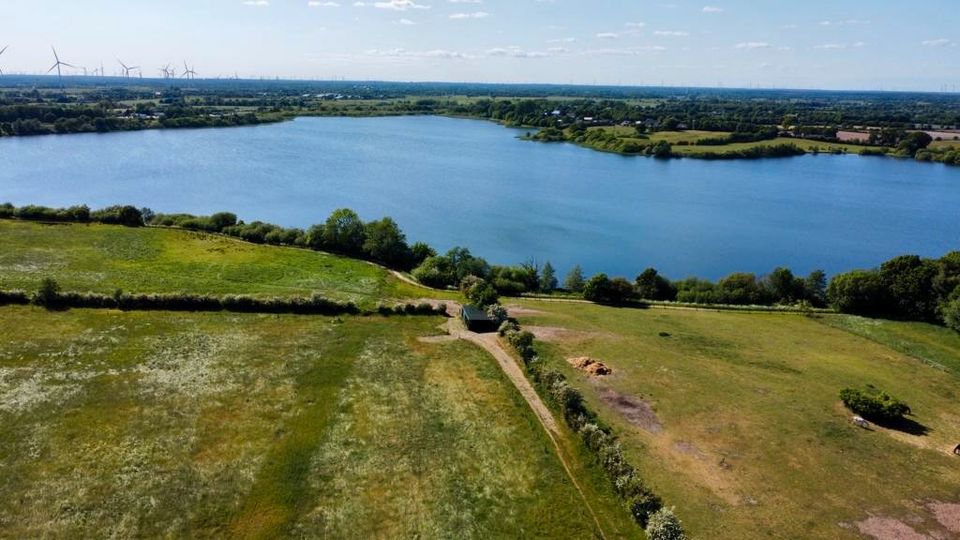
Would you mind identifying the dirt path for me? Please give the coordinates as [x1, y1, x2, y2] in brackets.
[441, 319, 609, 540]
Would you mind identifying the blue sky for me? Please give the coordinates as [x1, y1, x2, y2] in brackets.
[1, 0, 957, 90]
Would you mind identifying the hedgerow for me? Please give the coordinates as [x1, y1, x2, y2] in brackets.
[501, 323, 681, 532]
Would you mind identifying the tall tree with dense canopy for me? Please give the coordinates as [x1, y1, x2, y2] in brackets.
[322, 208, 366, 256]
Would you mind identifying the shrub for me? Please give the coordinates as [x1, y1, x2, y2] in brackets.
[90, 205, 144, 227]
[646, 508, 686, 540]
[487, 304, 509, 325]
[498, 320, 520, 336]
[942, 286, 960, 332]
[627, 489, 664, 527]
[33, 278, 62, 308]
[0, 289, 29, 305]
[840, 386, 911, 422]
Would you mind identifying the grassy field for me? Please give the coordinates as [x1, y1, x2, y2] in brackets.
[510, 300, 960, 539]
[580, 127, 880, 157]
[0, 220, 450, 306]
[0, 306, 622, 538]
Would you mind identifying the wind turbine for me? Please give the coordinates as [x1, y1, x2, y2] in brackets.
[181, 61, 197, 80]
[118, 59, 139, 78]
[47, 47, 75, 86]
[0, 45, 8, 75]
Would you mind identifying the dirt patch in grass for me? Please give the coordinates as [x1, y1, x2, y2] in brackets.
[598, 387, 662, 434]
[505, 305, 546, 317]
[855, 517, 931, 540]
[567, 357, 612, 376]
[672, 440, 707, 460]
[527, 326, 607, 344]
[418, 335, 457, 344]
[929, 502, 960, 533]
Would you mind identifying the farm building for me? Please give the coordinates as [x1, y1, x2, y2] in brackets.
[461, 305, 498, 333]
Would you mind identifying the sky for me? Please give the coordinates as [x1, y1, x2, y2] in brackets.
[0, 0, 958, 91]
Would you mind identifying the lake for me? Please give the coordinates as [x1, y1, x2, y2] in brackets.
[1, 116, 958, 280]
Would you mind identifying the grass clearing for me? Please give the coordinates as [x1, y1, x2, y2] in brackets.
[0, 221, 448, 306]
[511, 300, 960, 539]
[0, 306, 604, 538]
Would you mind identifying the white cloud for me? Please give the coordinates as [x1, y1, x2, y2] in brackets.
[625, 22, 646, 28]
[371, 0, 429, 10]
[449, 11, 488, 18]
[547, 37, 576, 44]
[308, 1, 339, 5]
[922, 38, 953, 47]
[735, 42, 771, 49]
[814, 42, 865, 50]
[654, 30, 689, 36]
[448, 0, 482, 2]
[397, 17, 415, 24]
[702, 6, 723, 13]
[243, 0, 269, 5]
[597, 32, 619, 39]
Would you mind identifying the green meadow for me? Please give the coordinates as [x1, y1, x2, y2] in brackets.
[0, 220, 448, 306]
[0, 307, 614, 538]
[511, 300, 960, 539]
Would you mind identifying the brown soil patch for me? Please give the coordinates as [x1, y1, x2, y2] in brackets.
[567, 357, 612, 376]
[598, 387, 662, 433]
[855, 517, 931, 540]
[526, 326, 604, 343]
[504, 304, 546, 316]
[672, 440, 707, 460]
[929, 502, 960, 533]
[417, 335, 457, 344]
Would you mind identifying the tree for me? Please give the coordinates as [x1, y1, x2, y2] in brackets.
[540, 261, 558, 292]
[208, 212, 238, 232]
[322, 208, 366, 255]
[463, 277, 499, 307]
[941, 286, 960, 332]
[411, 256, 454, 288]
[828, 270, 887, 315]
[583, 274, 637, 304]
[645, 508, 686, 540]
[564, 265, 585, 292]
[446, 247, 490, 282]
[717, 273, 769, 305]
[583, 273, 612, 303]
[410, 242, 436, 268]
[804, 269, 828, 307]
[896, 131, 933, 157]
[879, 255, 939, 321]
[33, 278, 61, 308]
[362, 217, 412, 269]
[768, 267, 802, 303]
[635, 268, 677, 301]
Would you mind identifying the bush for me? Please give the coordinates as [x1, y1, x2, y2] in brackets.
[33, 278, 62, 308]
[828, 270, 887, 315]
[498, 320, 520, 336]
[0, 289, 29, 305]
[487, 304, 509, 325]
[646, 508, 686, 540]
[90, 205, 144, 227]
[462, 277, 499, 307]
[840, 386, 911, 422]
[942, 286, 960, 332]
[628, 489, 664, 527]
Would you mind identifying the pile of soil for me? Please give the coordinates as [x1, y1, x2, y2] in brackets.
[567, 357, 612, 376]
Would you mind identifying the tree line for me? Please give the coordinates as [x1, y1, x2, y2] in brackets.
[4, 201, 958, 332]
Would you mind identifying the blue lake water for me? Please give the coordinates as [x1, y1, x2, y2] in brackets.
[1, 115, 958, 280]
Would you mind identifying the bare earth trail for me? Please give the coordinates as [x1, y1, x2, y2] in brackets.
[426, 316, 611, 540]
